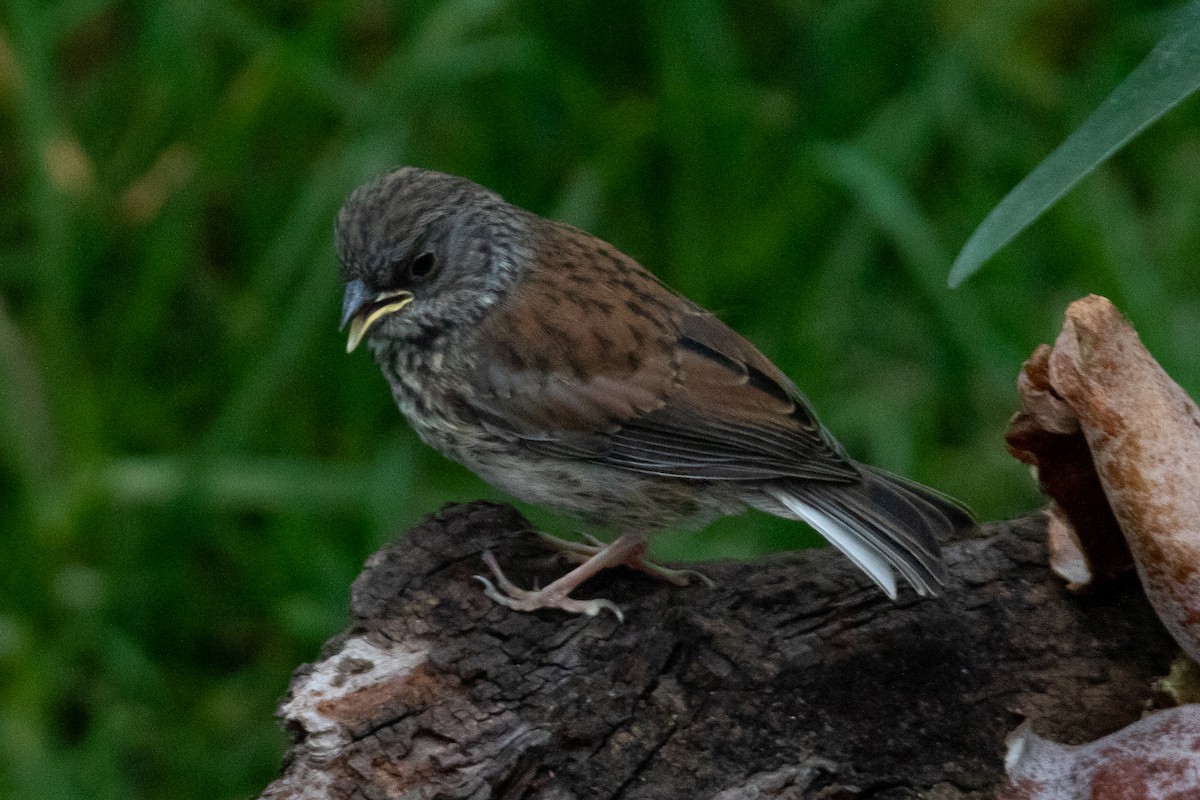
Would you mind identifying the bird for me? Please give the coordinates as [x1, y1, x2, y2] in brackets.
[336, 167, 974, 620]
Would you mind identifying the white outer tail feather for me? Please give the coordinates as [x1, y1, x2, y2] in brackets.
[759, 487, 902, 600]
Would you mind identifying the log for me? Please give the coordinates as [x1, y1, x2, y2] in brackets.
[261, 501, 1179, 800]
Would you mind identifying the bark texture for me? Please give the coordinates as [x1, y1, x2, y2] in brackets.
[262, 502, 1179, 800]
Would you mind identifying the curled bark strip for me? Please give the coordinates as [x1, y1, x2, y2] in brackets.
[1008, 294, 1200, 662]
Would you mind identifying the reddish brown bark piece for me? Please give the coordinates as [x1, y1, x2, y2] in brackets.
[1009, 294, 1200, 662]
[1050, 295, 1200, 663]
[261, 502, 1176, 799]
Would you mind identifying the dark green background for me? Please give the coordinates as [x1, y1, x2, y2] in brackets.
[2, 1, 1198, 797]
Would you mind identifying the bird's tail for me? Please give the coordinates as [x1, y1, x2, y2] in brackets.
[745, 465, 974, 599]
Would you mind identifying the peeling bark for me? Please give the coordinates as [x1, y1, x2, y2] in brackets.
[261, 502, 1179, 800]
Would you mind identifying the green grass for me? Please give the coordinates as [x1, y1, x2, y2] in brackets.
[1, 1, 1198, 797]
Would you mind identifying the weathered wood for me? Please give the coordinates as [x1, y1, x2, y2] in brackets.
[262, 502, 1178, 800]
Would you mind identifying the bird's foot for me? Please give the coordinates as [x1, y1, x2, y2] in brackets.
[475, 551, 624, 622]
[534, 530, 715, 588]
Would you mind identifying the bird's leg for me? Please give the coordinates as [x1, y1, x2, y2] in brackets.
[534, 530, 716, 588]
[476, 533, 651, 621]
[533, 529, 609, 556]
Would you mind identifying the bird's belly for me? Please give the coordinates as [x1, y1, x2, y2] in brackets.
[462, 448, 742, 531]
[401, 405, 742, 529]
[378, 348, 742, 530]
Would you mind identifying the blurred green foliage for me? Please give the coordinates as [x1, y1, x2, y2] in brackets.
[1, 1, 1198, 798]
[950, 0, 1200, 285]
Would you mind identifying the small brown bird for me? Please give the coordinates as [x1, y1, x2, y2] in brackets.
[337, 167, 973, 620]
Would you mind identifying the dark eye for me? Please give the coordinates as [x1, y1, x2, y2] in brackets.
[410, 251, 437, 279]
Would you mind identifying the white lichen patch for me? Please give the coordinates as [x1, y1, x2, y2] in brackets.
[279, 634, 431, 764]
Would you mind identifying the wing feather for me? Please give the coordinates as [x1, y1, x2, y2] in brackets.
[466, 221, 858, 484]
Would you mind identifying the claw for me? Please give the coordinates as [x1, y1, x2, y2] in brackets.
[663, 567, 717, 589]
[472, 530, 712, 622]
[473, 548, 630, 622]
[474, 573, 502, 600]
[474, 552, 625, 621]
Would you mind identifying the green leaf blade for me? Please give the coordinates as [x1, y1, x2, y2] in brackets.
[949, 0, 1200, 287]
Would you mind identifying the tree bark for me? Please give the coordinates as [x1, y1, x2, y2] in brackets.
[261, 501, 1178, 800]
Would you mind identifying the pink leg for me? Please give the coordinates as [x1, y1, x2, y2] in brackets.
[476, 533, 650, 622]
[535, 531, 715, 588]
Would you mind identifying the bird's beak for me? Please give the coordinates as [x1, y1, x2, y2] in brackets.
[340, 279, 415, 353]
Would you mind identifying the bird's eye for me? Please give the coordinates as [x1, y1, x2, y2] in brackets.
[410, 251, 437, 279]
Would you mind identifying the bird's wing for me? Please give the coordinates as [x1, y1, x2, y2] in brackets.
[465, 226, 859, 483]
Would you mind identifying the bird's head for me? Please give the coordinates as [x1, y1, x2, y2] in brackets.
[335, 167, 530, 352]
